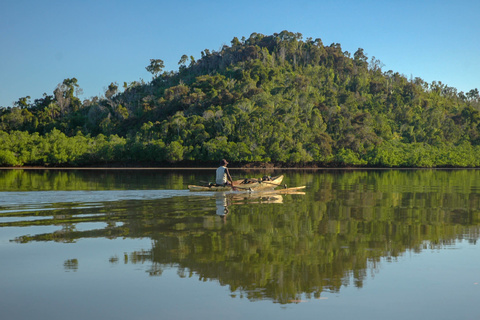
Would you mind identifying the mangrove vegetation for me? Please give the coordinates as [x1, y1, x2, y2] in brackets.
[1, 31, 480, 167]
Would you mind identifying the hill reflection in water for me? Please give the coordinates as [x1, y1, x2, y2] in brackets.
[1, 168, 480, 304]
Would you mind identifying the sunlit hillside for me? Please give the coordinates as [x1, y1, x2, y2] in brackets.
[1, 31, 479, 167]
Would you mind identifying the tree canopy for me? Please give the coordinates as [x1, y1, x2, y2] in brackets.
[1, 30, 480, 167]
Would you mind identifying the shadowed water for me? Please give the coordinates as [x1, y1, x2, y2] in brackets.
[0, 169, 479, 320]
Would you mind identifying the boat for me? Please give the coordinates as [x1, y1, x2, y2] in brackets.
[188, 175, 284, 192]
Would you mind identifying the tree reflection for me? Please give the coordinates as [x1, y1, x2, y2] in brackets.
[4, 169, 480, 303]
[63, 258, 78, 272]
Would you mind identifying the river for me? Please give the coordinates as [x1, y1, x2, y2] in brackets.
[0, 168, 479, 319]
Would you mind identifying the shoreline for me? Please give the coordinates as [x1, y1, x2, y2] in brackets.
[0, 166, 477, 171]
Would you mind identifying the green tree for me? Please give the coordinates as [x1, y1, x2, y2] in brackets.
[166, 141, 184, 163]
[146, 59, 165, 77]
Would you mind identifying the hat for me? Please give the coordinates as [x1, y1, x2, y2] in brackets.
[221, 159, 229, 165]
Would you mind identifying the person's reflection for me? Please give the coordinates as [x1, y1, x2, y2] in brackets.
[215, 193, 229, 221]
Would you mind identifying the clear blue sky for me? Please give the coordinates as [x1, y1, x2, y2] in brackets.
[1, 0, 479, 108]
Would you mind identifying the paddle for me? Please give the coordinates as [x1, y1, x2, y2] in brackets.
[199, 180, 251, 191]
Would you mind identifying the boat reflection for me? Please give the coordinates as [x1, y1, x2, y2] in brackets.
[214, 187, 306, 219]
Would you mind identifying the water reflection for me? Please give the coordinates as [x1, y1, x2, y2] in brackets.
[1, 169, 480, 304]
[215, 193, 229, 217]
[63, 258, 78, 272]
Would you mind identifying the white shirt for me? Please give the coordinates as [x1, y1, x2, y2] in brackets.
[216, 166, 227, 185]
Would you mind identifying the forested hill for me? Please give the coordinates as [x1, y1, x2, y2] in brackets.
[1, 30, 480, 167]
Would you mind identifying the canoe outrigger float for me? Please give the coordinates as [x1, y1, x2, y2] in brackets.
[188, 175, 306, 193]
[188, 175, 286, 192]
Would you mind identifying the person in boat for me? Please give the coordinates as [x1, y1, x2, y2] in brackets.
[216, 159, 233, 186]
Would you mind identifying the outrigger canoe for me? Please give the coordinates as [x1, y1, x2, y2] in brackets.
[188, 175, 284, 192]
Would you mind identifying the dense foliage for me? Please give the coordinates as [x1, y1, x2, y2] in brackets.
[1, 31, 480, 167]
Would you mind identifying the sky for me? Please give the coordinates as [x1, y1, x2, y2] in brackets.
[1, 0, 479, 108]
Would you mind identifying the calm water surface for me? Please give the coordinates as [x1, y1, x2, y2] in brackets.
[1, 169, 479, 320]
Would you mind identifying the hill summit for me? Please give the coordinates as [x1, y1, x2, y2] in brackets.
[1, 30, 480, 167]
